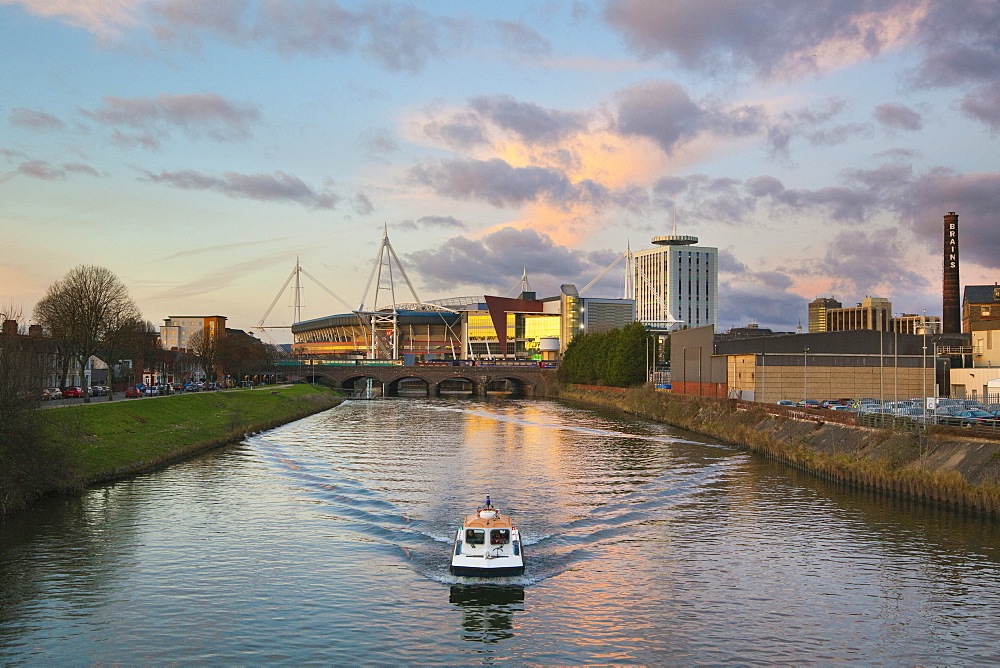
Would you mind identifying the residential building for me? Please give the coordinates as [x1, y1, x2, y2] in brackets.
[160, 315, 227, 351]
[962, 284, 1000, 333]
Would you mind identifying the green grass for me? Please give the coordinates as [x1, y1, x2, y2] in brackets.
[40, 384, 342, 484]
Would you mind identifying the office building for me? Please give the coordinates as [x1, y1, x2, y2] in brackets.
[633, 234, 718, 331]
[808, 297, 841, 333]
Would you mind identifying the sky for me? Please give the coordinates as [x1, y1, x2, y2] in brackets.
[2, 0, 999, 343]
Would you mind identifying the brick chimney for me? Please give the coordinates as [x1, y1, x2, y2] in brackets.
[942, 212, 961, 333]
[2, 319, 17, 335]
[29, 324, 43, 337]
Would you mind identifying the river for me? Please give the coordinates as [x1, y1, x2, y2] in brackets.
[2, 398, 1000, 664]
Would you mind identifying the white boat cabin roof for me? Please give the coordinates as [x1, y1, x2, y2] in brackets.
[462, 509, 514, 530]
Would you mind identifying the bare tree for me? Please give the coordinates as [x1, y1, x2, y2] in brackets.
[98, 318, 159, 400]
[218, 330, 278, 385]
[33, 265, 141, 404]
[187, 327, 221, 381]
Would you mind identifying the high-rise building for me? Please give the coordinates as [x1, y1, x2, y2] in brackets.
[808, 297, 842, 333]
[633, 235, 718, 331]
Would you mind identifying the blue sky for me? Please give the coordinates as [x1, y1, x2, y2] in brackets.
[3, 0, 999, 342]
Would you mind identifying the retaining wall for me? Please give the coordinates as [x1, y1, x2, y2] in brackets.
[556, 384, 1000, 516]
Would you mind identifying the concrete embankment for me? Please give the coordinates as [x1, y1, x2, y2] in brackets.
[553, 385, 1000, 516]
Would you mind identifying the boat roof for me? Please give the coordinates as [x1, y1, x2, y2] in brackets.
[463, 510, 514, 529]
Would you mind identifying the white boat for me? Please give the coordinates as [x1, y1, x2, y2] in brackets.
[450, 496, 524, 577]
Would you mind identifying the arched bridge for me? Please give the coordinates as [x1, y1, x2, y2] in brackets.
[304, 364, 558, 397]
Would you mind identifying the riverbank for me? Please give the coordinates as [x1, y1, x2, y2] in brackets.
[3, 385, 343, 516]
[556, 384, 1000, 516]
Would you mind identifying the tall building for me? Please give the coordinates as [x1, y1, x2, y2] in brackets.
[808, 297, 842, 333]
[633, 235, 718, 330]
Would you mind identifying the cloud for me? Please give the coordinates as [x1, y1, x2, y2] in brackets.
[405, 226, 613, 293]
[17, 160, 65, 181]
[152, 254, 288, 301]
[8, 159, 103, 181]
[603, 0, 927, 80]
[805, 227, 930, 297]
[145, 0, 462, 74]
[873, 103, 923, 131]
[5, 0, 145, 37]
[960, 82, 1000, 131]
[488, 19, 551, 59]
[896, 169, 1000, 270]
[352, 192, 374, 216]
[469, 94, 588, 145]
[359, 127, 398, 156]
[408, 157, 575, 208]
[139, 168, 341, 209]
[717, 248, 805, 330]
[80, 93, 260, 148]
[393, 215, 467, 232]
[9, 108, 66, 132]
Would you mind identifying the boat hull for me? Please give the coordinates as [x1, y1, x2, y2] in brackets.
[450, 563, 524, 577]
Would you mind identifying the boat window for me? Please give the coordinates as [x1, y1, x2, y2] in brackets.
[490, 529, 510, 545]
[465, 529, 485, 545]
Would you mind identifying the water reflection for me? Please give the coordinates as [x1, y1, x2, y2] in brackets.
[3, 399, 1000, 664]
[449, 585, 525, 644]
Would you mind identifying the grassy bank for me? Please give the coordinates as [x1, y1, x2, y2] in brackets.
[556, 384, 1000, 516]
[39, 384, 343, 489]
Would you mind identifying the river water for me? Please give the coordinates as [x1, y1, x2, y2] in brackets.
[2, 398, 1000, 664]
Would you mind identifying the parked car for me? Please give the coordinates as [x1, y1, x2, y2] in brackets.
[43, 387, 62, 400]
[820, 400, 841, 409]
[125, 387, 143, 398]
[143, 386, 159, 396]
[62, 386, 84, 398]
[956, 410, 1000, 425]
[184, 383, 201, 392]
[797, 399, 822, 408]
[936, 410, 1000, 427]
[776, 400, 795, 406]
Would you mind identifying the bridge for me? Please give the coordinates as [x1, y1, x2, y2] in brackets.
[302, 363, 558, 397]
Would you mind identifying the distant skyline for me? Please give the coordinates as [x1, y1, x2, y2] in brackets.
[3, 0, 999, 342]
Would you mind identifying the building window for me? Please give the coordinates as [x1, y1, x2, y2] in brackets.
[983, 306, 991, 316]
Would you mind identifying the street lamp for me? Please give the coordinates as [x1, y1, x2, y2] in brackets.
[894, 314, 899, 409]
[803, 347, 810, 404]
[922, 309, 928, 426]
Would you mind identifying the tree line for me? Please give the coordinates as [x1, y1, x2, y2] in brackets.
[557, 321, 653, 388]
[0, 264, 286, 514]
